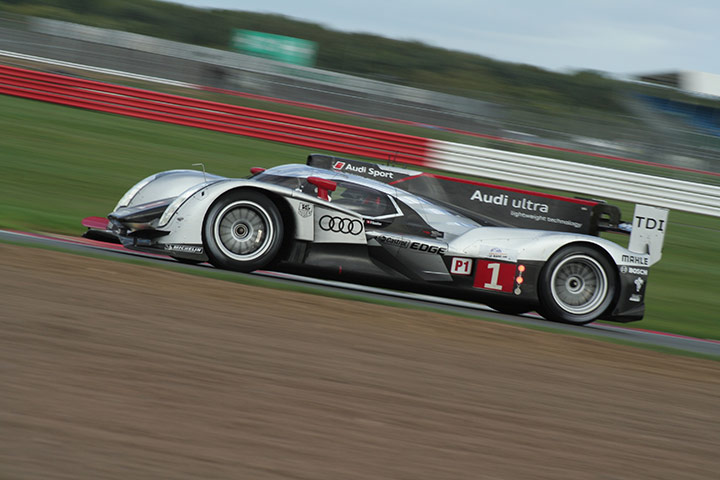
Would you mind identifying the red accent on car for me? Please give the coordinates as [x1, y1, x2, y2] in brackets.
[307, 176, 337, 201]
[250, 167, 266, 175]
[81, 216, 110, 229]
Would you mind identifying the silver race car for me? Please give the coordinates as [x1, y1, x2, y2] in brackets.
[83, 154, 668, 325]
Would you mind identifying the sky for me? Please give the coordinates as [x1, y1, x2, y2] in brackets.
[169, 0, 720, 76]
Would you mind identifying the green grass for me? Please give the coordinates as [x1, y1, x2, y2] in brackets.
[1, 94, 719, 340]
[0, 94, 326, 231]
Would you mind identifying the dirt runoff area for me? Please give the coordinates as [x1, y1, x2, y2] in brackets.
[1, 243, 719, 480]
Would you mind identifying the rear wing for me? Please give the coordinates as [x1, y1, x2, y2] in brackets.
[307, 154, 624, 236]
[628, 204, 669, 266]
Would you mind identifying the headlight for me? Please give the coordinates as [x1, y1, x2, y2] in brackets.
[114, 173, 159, 211]
[158, 183, 209, 227]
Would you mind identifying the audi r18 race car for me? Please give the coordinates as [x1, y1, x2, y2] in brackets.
[83, 154, 669, 325]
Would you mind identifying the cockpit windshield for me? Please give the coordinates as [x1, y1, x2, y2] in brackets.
[330, 182, 395, 217]
[252, 167, 399, 219]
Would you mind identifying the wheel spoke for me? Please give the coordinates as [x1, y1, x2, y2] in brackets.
[213, 200, 274, 262]
[549, 253, 608, 315]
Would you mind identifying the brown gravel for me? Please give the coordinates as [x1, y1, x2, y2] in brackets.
[1, 243, 719, 479]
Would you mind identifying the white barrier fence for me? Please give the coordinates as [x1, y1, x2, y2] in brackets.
[427, 140, 720, 217]
[0, 49, 196, 88]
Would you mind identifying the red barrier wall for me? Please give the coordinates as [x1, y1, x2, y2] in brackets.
[0, 65, 432, 167]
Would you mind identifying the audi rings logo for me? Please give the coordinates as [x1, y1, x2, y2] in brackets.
[319, 215, 363, 235]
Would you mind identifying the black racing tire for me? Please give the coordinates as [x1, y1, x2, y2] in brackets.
[486, 302, 531, 316]
[203, 190, 284, 272]
[537, 245, 616, 325]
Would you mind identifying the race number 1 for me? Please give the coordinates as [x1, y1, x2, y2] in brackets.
[473, 260, 516, 292]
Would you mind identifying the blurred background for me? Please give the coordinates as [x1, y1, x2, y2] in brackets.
[2, 0, 720, 174]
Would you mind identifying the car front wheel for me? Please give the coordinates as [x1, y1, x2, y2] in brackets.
[203, 190, 284, 272]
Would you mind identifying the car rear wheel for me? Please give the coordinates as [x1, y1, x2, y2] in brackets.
[203, 190, 284, 272]
[537, 245, 616, 325]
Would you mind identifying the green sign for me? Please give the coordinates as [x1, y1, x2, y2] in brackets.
[231, 29, 317, 66]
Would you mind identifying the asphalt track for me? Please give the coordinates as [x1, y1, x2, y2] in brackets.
[2, 228, 719, 357]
